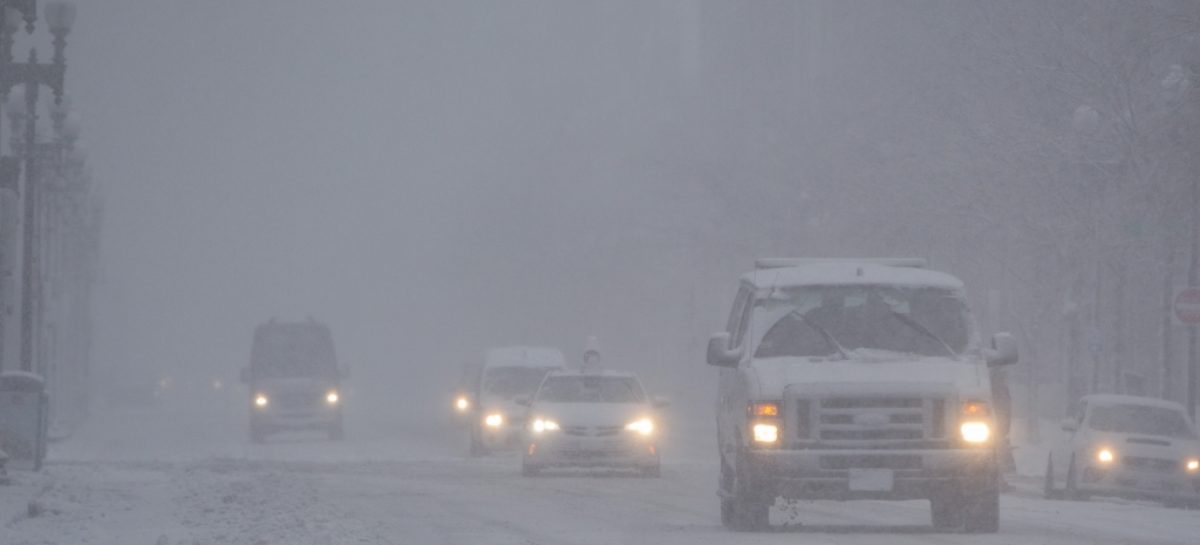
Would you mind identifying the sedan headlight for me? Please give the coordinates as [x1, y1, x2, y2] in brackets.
[484, 413, 504, 428]
[326, 390, 340, 405]
[960, 421, 990, 444]
[625, 418, 654, 436]
[1095, 448, 1116, 464]
[531, 418, 560, 434]
[454, 397, 470, 412]
[254, 393, 269, 409]
[1185, 458, 1198, 473]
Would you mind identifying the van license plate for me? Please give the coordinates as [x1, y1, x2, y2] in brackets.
[849, 469, 894, 491]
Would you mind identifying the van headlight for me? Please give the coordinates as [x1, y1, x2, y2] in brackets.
[326, 390, 340, 405]
[960, 421, 991, 444]
[532, 418, 560, 434]
[752, 423, 779, 444]
[1096, 448, 1116, 464]
[454, 396, 470, 412]
[484, 413, 504, 428]
[625, 418, 654, 436]
[1186, 458, 1199, 473]
[254, 393, 269, 409]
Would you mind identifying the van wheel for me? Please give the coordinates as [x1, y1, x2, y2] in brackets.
[719, 456, 736, 528]
[1065, 455, 1088, 501]
[930, 493, 960, 529]
[1043, 455, 1060, 499]
[961, 487, 999, 534]
[729, 448, 770, 531]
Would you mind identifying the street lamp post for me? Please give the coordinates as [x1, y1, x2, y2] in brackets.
[0, 0, 73, 374]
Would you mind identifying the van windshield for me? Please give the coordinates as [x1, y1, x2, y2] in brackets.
[252, 326, 337, 380]
[754, 286, 970, 359]
[483, 367, 555, 398]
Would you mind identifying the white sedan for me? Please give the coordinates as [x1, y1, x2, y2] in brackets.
[517, 370, 666, 477]
[1045, 394, 1200, 507]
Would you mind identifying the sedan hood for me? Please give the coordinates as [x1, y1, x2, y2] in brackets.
[531, 402, 652, 427]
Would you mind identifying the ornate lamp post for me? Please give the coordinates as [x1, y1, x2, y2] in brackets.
[0, 0, 74, 374]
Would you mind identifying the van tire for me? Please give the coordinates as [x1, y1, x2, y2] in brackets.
[961, 487, 999, 533]
[729, 447, 770, 531]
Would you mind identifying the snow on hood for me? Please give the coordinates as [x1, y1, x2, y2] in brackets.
[530, 402, 652, 427]
[750, 355, 985, 399]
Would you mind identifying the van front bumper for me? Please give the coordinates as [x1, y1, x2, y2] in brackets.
[742, 447, 997, 501]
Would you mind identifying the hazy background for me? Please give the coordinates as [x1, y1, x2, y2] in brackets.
[61, 1, 1200, 421]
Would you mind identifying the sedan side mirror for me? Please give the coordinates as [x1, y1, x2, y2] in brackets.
[985, 332, 1019, 367]
[513, 395, 531, 407]
[652, 395, 670, 408]
[1061, 417, 1078, 432]
[707, 332, 742, 368]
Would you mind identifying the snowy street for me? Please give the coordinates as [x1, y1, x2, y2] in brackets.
[5, 404, 1199, 545]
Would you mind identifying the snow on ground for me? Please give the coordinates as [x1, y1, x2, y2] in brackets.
[4, 402, 1200, 544]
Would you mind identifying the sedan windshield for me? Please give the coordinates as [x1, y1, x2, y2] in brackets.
[754, 286, 970, 359]
[536, 376, 646, 403]
[1088, 404, 1197, 439]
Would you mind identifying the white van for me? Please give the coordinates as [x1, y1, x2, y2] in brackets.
[468, 346, 565, 455]
[708, 259, 1017, 532]
[241, 319, 348, 443]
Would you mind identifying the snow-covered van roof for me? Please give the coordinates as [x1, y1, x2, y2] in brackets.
[740, 260, 964, 291]
[484, 346, 566, 369]
[1082, 394, 1187, 412]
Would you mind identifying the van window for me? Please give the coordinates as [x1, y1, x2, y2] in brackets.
[251, 324, 337, 379]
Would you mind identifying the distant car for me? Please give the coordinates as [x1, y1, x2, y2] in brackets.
[469, 347, 565, 455]
[240, 319, 349, 443]
[519, 369, 667, 477]
[1045, 394, 1200, 507]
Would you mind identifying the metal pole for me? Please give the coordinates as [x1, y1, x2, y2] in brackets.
[17, 52, 36, 373]
[1188, 170, 1199, 420]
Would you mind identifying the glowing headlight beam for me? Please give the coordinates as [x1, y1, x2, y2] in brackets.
[484, 413, 504, 428]
[752, 423, 779, 444]
[455, 397, 470, 411]
[326, 390, 340, 405]
[960, 421, 990, 444]
[1186, 458, 1199, 473]
[254, 394, 269, 408]
[625, 418, 654, 436]
[1096, 448, 1115, 464]
[532, 418, 560, 434]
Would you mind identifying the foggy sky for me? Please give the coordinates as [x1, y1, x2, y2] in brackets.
[65, 1, 1023, 406]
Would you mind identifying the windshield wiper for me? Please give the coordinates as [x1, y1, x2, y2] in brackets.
[889, 311, 958, 359]
[791, 310, 849, 360]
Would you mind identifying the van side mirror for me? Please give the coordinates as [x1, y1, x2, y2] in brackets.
[652, 395, 670, 408]
[239, 367, 251, 384]
[985, 332, 1018, 367]
[513, 395, 531, 407]
[707, 332, 742, 368]
[1061, 417, 1078, 432]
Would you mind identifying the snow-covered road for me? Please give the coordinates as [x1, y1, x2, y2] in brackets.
[5, 404, 1199, 545]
